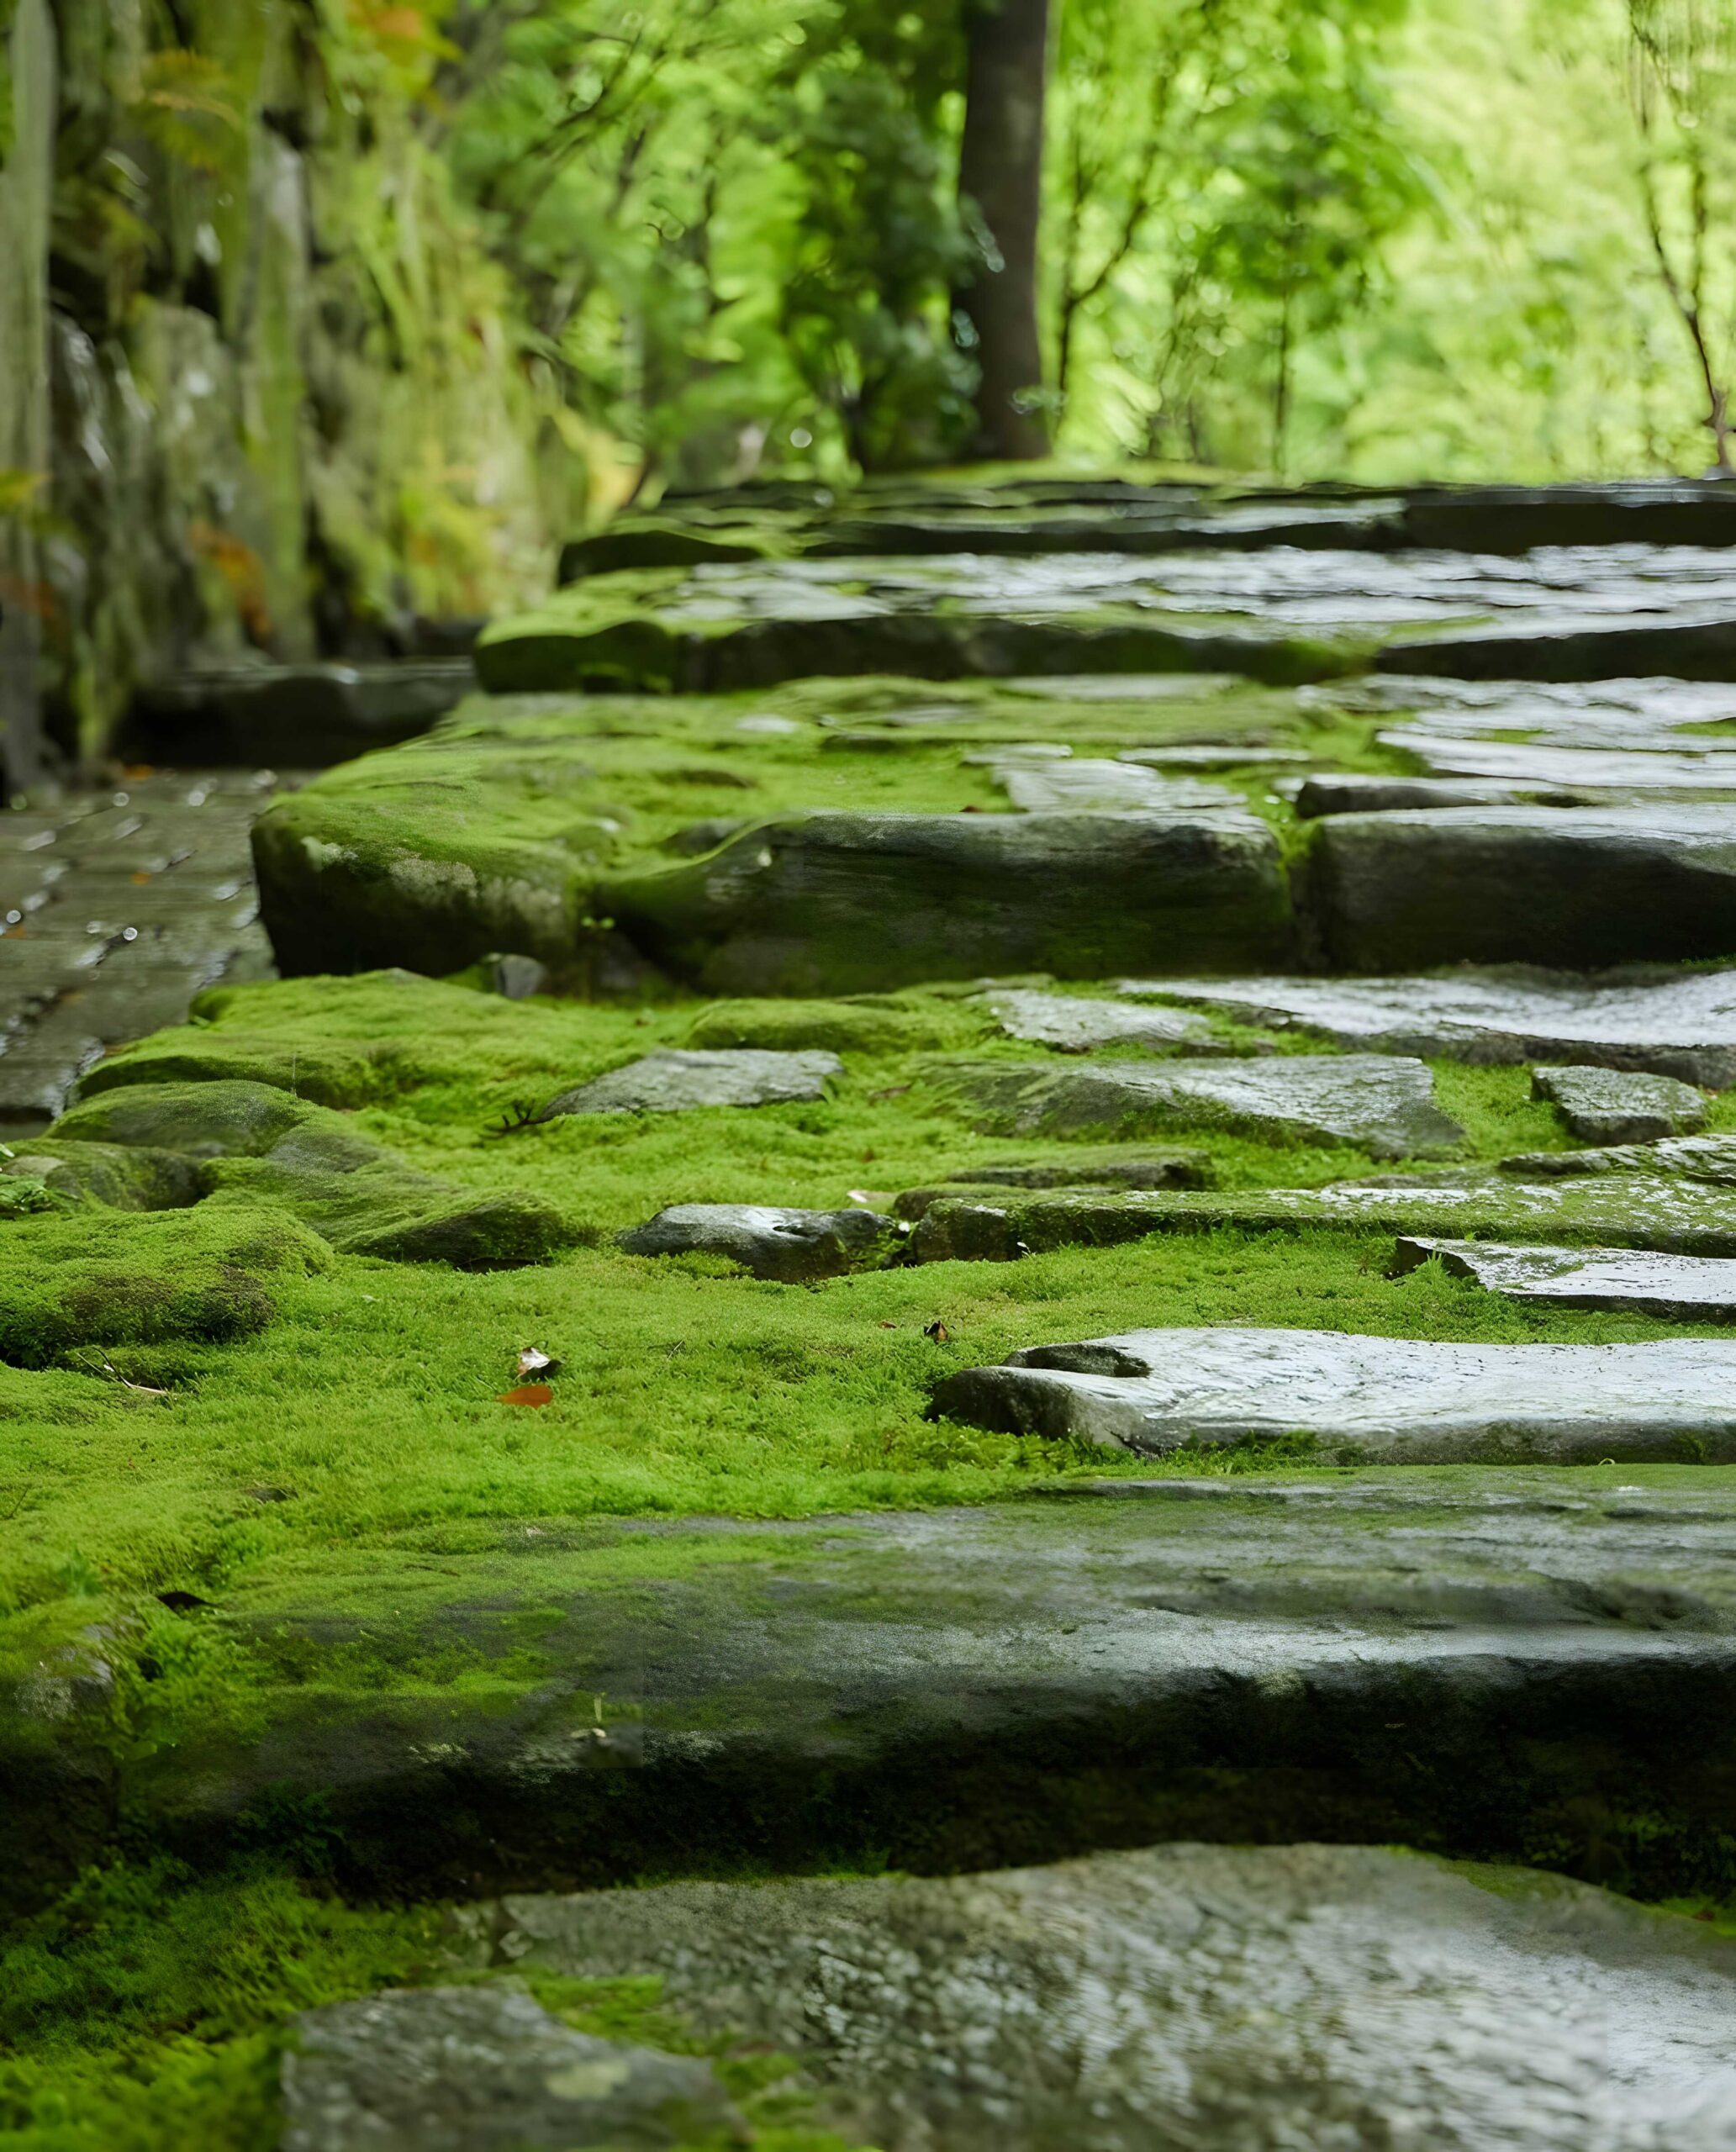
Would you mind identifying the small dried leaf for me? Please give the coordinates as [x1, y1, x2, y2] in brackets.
[516, 1347, 561, 1379]
[499, 1384, 555, 1408]
[924, 1321, 950, 1343]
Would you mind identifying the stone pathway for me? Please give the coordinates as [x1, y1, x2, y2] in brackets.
[0, 767, 282, 1137]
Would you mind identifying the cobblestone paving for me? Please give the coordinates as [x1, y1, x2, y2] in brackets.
[0, 770, 287, 1137]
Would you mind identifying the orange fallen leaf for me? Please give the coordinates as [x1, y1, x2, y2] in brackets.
[499, 1384, 554, 1408]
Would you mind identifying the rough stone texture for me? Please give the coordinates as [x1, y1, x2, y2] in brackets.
[906, 1174, 1736, 1262]
[927, 1053, 1464, 1158]
[491, 1844, 1736, 2152]
[619, 1204, 903, 1281]
[484, 539, 1736, 696]
[536, 1047, 841, 1119]
[1533, 1063, 1707, 1145]
[1305, 806, 1736, 972]
[945, 1147, 1216, 1194]
[990, 756, 1241, 813]
[979, 988, 1214, 1052]
[0, 772, 280, 1137]
[1500, 1133, 1736, 1182]
[599, 812, 1292, 995]
[931, 1326, 1736, 1463]
[282, 1984, 739, 2152]
[130, 661, 475, 767]
[1395, 1236, 1736, 1320]
[51, 1079, 574, 1269]
[1294, 773, 1595, 815]
[69, 1486, 1736, 1905]
[1118, 965, 1736, 1084]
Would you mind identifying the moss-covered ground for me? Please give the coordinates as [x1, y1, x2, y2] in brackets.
[6, 966, 1736, 1705]
[12, 673, 1736, 2143]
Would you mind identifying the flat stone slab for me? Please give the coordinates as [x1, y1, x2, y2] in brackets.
[949, 1146, 1216, 1191]
[61, 1487, 1736, 1901]
[488, 1844, 1736, 2152]
[536, 1047, 841, 1118]
[1501, 1133, 1736, 1181]
[282, 1984, 737, 2152]
[1395, 1237, 1736, 1320]
[928, 1053, 1465, 1158]
[978, 987, 1213, 1052]
[482, 541, 1736, 695]
[1533, 1062, 1707, 1143]
[618, 1203, 902, 1280]
[1306, 805, 1736, 971]
[1118, 966, 1736, 1084]
[906, 1175, 1736, 1261]
[130, 660, 474, 766]
[989, 756, 1241, 813]
[931, 1326, 1736, 1463]
[1294, 773, 1596, 815]
[599, 813, 1291, 994]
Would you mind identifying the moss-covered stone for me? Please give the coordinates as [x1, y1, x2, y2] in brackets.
[52, 1080, 578, 1269]
[600, 812, 1293, 994]
[2, 1139, 203, 1212]
[0, 1208, 329, 1368]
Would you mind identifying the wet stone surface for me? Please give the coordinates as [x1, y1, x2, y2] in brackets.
[488, 1843, 1736, 2152]
[0, 771, 281, 1137]
[1395, 1236, 1736, 1319]
[1120, 965, 1736, 1084]
[931, 1325, 1736, 1463]
[906, 1174, 1736, 1262]
[1533, 1061, 1707, 1143]
[977, 986, 1214, 1052]
[282, 1984, 738, 2152]
[619, 1202, 903, 1280]
[536, 1047, 841, 1117]
[927, 1052, 1465, 1158]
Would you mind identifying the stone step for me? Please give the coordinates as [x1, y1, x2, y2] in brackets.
[903, 1176, 1736, 1263]
[13, 1488, 1736, 1906]
[931, 1325, 1736, 1463]
[128, 659, 475, 766]
[1116, 967, 1736, 1085]
[1396, 1236, 1736, 1319]
[465, 1843, 1736, 2152]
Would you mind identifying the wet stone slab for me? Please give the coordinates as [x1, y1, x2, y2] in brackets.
[977, 987, 1214, 1052]
[282, 1985, 738, 2152]
[931, 1325, 1736, 1463]
[1306, 804, 1736, 971]
[988, 755, 1242, 813]
[71, 1485, 1736, 1901]
[599, 812, 1291, 994]
[487, 1844, 1736, 2152]
[618, 1203, 904, 1281]
[1118, 965, 1736, 1085]
[1533, 1062, 1707, 1143]
[905, 1175, 1736, 1263]
[1394, 1237, 1736, 1320]
[536, 1047, 841, 1118]
[927, 1052, 1465, 1158]
[482, 544, 1736, 696]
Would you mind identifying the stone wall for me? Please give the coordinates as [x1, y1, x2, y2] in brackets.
[0, 0, 575, 778]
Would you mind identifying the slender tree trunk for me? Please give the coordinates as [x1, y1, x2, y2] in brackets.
[956, 0, 1052, 462]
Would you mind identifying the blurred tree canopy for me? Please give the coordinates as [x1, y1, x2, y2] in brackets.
[16, 0, 1736, 515]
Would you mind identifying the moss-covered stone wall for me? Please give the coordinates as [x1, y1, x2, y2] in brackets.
[1, 0, 578, 772]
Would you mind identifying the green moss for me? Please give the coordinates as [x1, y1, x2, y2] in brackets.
[0, 1209, 330, 1370]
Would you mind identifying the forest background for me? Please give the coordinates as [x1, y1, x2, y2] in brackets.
[1, 0, 1734, 761]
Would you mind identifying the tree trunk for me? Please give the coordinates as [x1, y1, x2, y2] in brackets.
[956, 0, 1052, 462]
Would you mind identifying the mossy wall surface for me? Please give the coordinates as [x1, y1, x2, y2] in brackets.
[0, 0, 576, 766]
